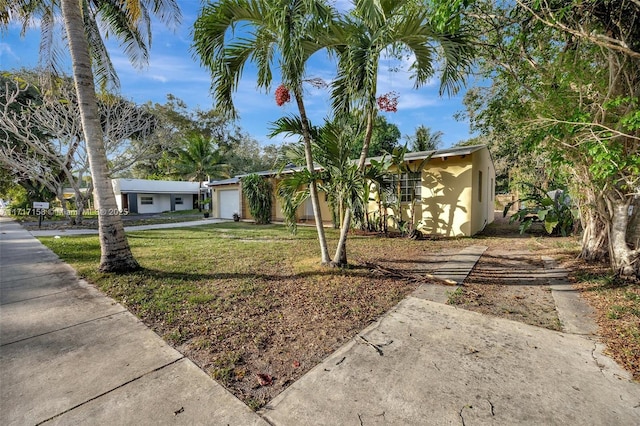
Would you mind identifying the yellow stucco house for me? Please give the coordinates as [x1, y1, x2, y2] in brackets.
[207, 144, 495, 237]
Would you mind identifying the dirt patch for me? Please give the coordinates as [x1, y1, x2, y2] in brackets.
[446, 213, 573, 331]
[449, 249, 561, 330]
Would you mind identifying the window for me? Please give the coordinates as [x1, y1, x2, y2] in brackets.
[401, 172, 421, 202]
[478, 171, 483, 203]
[175, 197, 183, 205]
[141, 196, 153, 205]
[385, 172, 422, 203]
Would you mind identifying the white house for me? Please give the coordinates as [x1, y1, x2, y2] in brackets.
[112, 179, 201, 214]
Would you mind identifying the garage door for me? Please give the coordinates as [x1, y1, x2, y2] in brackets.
[219, 189, 239, 219]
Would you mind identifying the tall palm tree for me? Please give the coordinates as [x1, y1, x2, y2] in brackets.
[193, 0, 336, 265]
[4, 0, 181, 272]
[410, 125, 443, 152]
[175, 134, 229, 211]
[330, 0, 474, 265]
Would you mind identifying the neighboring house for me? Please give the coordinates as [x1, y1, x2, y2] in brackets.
[208, 145, 496, 237]
[112, 178, 201, 214]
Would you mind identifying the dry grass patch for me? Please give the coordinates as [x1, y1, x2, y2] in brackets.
[569, 261, 640, 381]
[39, 222, 464, 408]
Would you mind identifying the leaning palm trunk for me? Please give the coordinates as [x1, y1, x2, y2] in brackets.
[61, 0, 139, 272]
[293, 88, 331, 264]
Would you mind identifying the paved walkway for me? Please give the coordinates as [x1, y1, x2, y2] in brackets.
[2, 217, 639, 425]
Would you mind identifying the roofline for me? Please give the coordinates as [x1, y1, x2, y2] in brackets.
[364, 144, 486, 165]
[208, 144, 491, 185]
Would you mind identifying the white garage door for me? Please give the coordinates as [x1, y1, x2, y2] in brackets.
[219, 189, 239, 219]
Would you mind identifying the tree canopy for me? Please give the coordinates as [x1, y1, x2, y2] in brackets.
[462, 0, 640, 278]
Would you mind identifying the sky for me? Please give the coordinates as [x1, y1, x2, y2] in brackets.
[0, 1, 477, 150]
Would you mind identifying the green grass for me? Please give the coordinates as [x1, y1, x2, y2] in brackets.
[40, 223, 322, 319]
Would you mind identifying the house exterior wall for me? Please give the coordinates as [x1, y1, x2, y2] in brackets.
[238, 177, 332, 224]
[365, 148, 495, 237]
[470, 148, 496, 235]
[137, 193, 171, 214]
[211, 183, 241, 218]
[210, 146, 495, 235]
[171, 194, 192, 211]
[417, 155, 474, 236]
[112, 179, 199, 214]
[294, 189, 332, 223]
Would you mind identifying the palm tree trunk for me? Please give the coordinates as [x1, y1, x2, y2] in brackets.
[61, 0, 139, 273]
[293, 88, 330, 264]
[332, 108, 376, 266]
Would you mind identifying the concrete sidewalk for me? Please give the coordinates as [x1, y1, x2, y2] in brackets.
[262, 297, 640, 425]
[0, 217, 267, 425]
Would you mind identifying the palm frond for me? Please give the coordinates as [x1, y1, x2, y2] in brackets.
[277, 167, 314, 233]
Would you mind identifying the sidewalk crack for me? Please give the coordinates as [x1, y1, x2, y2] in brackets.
[0, 310, 128, 347]
[35, 357, 185, 425]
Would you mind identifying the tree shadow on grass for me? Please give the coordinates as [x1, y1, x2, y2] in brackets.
[127, 265, 378, 284]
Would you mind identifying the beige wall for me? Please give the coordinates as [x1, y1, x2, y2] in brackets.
[416, 156, 474, 237]
[237, 177, 332, 224]
[215, 147, 495, 235]
[366, 147, 495, 237]
[211, 183, 240, 218]
[470, 148, 496, 235]
[366, 157, 473, 236]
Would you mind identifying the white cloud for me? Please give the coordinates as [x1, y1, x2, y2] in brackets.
[397, 92, 440, 110]
[149, 74, 169, 83]
[0, 43, 19, 61]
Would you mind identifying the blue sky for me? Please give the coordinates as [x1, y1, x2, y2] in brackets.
[0, 1, 476, 150]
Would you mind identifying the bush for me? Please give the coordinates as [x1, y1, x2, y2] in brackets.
[504, 183, 578, 236]
[242, 174, 272, 224]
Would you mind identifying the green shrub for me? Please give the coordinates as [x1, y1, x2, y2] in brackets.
[504, 183, 578, 236]
[242, 174, 272, 224]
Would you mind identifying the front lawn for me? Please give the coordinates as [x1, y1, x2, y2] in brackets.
[39, 223, 467, 408]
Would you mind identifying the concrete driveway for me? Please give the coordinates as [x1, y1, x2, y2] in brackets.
[262, 297, 640, 425]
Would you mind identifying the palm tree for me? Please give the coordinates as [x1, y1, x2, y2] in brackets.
[270, 115, 362, 240]
[410, 125, 443, 152]
[4, 0, 181, 272]
[175, 134, 229, 211]
[193, 0, 336, 265]
[329, 0, 474, 265]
